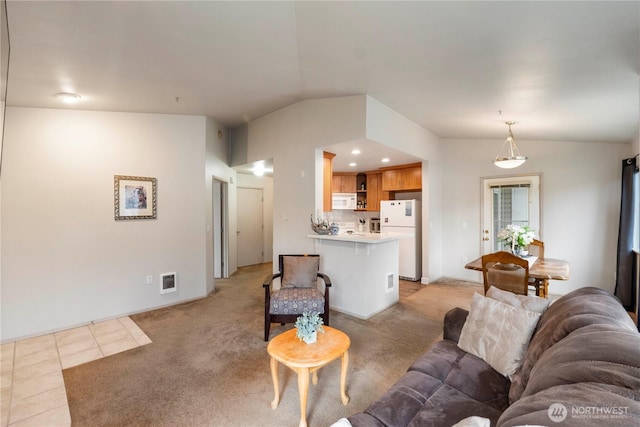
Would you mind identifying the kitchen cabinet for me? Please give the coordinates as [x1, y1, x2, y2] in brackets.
[323, 151, 336, 212]
[381, 163, 422, 191]
[329, 162, 420, 212]
[366, 171, 382, 211]
[332, 173, 357, 193]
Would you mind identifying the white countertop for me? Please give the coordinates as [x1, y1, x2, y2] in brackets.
[307, 232, 410, 244]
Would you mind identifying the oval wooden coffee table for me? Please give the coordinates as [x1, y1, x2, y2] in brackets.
[267, 326, 350, 427]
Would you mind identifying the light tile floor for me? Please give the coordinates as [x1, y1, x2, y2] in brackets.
[0, 317, 151, 427]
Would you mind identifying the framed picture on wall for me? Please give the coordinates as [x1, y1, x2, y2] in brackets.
[114, 175, 157, 220]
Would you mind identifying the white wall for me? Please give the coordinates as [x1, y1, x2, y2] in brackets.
[365, 97, 443, 282]
[236, 173, 274, 263]
[205, 117, 237, 291]
[247, 96, 367, 260]
[246, 95, 444, 279]
[440, 138, 631, 295]
[1, 108, 211, 341]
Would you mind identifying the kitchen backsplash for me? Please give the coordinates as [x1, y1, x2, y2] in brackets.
[326, 210, 380, 231]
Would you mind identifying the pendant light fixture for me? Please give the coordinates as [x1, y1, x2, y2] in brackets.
[493, 121, 527, 169]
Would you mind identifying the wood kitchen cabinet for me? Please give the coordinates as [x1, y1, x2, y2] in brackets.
[332, 173, 357, 193]
[323, 151, 336, 212]
[381, 163, 422, 191]
[366, 171, 382, 211]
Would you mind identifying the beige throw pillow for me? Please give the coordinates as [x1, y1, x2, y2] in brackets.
[281, 256, 319, 288]
[458, 293, 541, 378]
[486, 286, 551, 314]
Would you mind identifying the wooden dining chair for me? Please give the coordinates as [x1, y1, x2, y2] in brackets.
[481, 251, 530, 296]
[528, 239, 548, 297]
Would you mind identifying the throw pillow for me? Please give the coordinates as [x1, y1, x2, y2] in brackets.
[451, 417, 490, 427]
[458, 292, 541, 378]
[281, 256, 319, 288]
[486, 286, 551, 313]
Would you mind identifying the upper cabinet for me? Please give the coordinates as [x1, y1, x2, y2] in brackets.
[332, 173, 357, 193]
[366, 171, 383, 212]
[381, 163, 422, 192]
[329, 162, 420, 212]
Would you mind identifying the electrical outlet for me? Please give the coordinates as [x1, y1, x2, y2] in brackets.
[146, 275, 153, 285]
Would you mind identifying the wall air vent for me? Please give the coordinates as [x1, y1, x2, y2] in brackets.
[160, 272, 177, 294]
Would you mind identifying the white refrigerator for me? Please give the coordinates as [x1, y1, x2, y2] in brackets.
[380, 200, 422, 281]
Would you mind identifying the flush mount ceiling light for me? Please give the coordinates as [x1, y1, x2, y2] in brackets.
[493, 121, 527, 169]
[251, 160, 266, 176]
[56, 92, 81, 103]
[351, 149, 361, 155]
[381, 158, 390, 163]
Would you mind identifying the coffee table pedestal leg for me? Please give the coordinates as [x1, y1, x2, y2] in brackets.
[270, 357, 280, 409]
[297, 367, 310, 427]
[340, 351, 350, 405]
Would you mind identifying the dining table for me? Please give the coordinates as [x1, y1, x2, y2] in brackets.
[464, 255, 570, 298]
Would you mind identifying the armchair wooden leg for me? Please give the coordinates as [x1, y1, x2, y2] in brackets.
[265, 317, 271, 341]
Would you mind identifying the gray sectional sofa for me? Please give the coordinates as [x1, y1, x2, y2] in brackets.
[337, 287, 640, 426]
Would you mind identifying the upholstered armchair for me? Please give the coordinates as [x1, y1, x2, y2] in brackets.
[263, 254, 331, 341]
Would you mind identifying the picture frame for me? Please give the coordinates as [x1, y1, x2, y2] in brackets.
[114, 175, 157, 220]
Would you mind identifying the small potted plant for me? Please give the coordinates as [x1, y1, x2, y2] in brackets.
[294, 312, 325, 344]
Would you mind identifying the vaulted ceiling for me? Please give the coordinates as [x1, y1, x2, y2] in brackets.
[4, 1, 639, 150]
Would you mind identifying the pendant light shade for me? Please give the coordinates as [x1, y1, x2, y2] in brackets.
[493, 121, 527, 169]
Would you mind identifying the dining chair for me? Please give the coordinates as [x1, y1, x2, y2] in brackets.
[481, 251, 530, 296]
[528, 239, 548, 297]
[263, 254, 332, 341]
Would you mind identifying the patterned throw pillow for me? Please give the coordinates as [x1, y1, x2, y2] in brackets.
[281, 256, 319, 288]
[458, 292, 541, 378]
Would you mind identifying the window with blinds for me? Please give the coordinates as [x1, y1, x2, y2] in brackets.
[492, 184, 530, 252]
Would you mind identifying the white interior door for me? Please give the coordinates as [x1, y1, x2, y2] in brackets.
[481, 175, 541, 254]
[237, 187, 264, 267]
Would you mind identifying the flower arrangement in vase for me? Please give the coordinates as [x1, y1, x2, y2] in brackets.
[497, 224, 535, 256]
[294, 312, 325, 344]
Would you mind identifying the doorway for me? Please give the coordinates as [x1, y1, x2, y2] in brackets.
[237, 187, 264, 267]
[213, 178, 229, 278]
[481, 174, 541, 254]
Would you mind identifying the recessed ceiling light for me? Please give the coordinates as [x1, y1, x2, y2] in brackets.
[56, 92, 81, 103]
[351, 149, 361, 155]
[381, 158, 390, 163]
[349, 162, 357, 167]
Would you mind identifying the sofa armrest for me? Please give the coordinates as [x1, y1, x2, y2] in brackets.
[443, 307, 469, 343]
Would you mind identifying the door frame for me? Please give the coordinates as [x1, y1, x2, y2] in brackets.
[213, 177, 229, 278]
[480, 173, 543, 255]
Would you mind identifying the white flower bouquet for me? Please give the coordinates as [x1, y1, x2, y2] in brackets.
[497, 224, 535, 252]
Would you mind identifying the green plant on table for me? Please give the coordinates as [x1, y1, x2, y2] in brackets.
[294, 311, 325, 342]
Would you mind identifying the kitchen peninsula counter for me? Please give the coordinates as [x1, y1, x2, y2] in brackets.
[308, 232, 408, 319]
[307, 232, 408, 244]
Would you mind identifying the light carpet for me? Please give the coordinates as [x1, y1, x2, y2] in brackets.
[63, 263, 480, 427]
